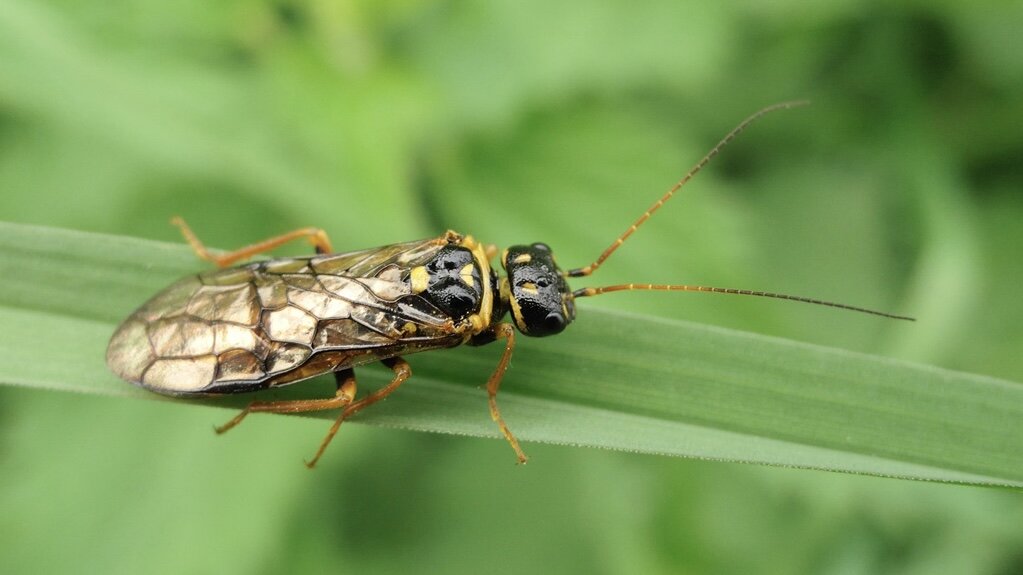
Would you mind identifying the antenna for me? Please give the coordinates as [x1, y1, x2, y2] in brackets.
[568, 101, 914, 321]
[567, 100, 809, 278]
[573, 284, 914, 321]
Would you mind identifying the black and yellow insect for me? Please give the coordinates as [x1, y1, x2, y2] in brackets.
[106, 102, 912, 467]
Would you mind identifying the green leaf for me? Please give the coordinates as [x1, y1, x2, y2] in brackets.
[2, 221, 1020, 487]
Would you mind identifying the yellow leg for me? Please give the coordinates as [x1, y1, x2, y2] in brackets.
[214, 370, 357, 435]
[171, 216, 334, 268]
[305, 357, 413, 469]
[487, 323, 528, 464]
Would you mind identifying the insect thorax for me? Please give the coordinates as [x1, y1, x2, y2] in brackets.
[410, 245, 496, 324]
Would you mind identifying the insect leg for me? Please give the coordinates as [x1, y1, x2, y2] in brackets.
[487, 323, 528, 464]
[213, 369, 357, 435]
[305, 357, 413, 469]
[170, 216, 334, 268]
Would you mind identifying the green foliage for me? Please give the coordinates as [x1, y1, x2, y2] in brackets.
[2, 1, 1021, 574]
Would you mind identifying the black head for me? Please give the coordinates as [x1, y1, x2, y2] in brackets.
[501, 243, 576, 337]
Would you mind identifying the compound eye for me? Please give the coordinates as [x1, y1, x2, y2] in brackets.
[544, 312, 565, 333]
[531, 242, 551, 252]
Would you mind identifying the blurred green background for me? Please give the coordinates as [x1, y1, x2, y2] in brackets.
[2, 1, 1021, 573]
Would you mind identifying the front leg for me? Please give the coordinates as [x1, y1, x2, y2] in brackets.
[484, 323, 528, 464]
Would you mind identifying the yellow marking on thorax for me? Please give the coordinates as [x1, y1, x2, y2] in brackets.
[457, 232, 493, 335]
[459, 263, 475, 288]
[410, 265, 429, 293]
[468, 314, 484, 332]
[512, 253, 531, 264]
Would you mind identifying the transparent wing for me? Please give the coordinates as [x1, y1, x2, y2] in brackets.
[106, 237, 464, 395]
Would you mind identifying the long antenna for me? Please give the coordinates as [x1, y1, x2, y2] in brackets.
[566, 101, 914, 321]
[567, 100, 810, 278]
[573, 284, 915, 321]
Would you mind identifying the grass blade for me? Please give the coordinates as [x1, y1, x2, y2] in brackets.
[2, 221, 1020, 486]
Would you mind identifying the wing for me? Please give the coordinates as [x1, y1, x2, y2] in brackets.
[106, 237, 466, 396]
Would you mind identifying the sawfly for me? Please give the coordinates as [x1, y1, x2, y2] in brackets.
[106, 101, 912, 467]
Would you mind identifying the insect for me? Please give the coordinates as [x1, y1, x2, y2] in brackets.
[106, 101, 913, 467]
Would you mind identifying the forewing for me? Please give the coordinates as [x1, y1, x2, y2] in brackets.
[106, 237, 463, 396]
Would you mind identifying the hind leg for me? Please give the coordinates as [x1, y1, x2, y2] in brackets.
[305, 357, 412, 469]
[214, 369, 357, 434]
[171, 216, 334, 267]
